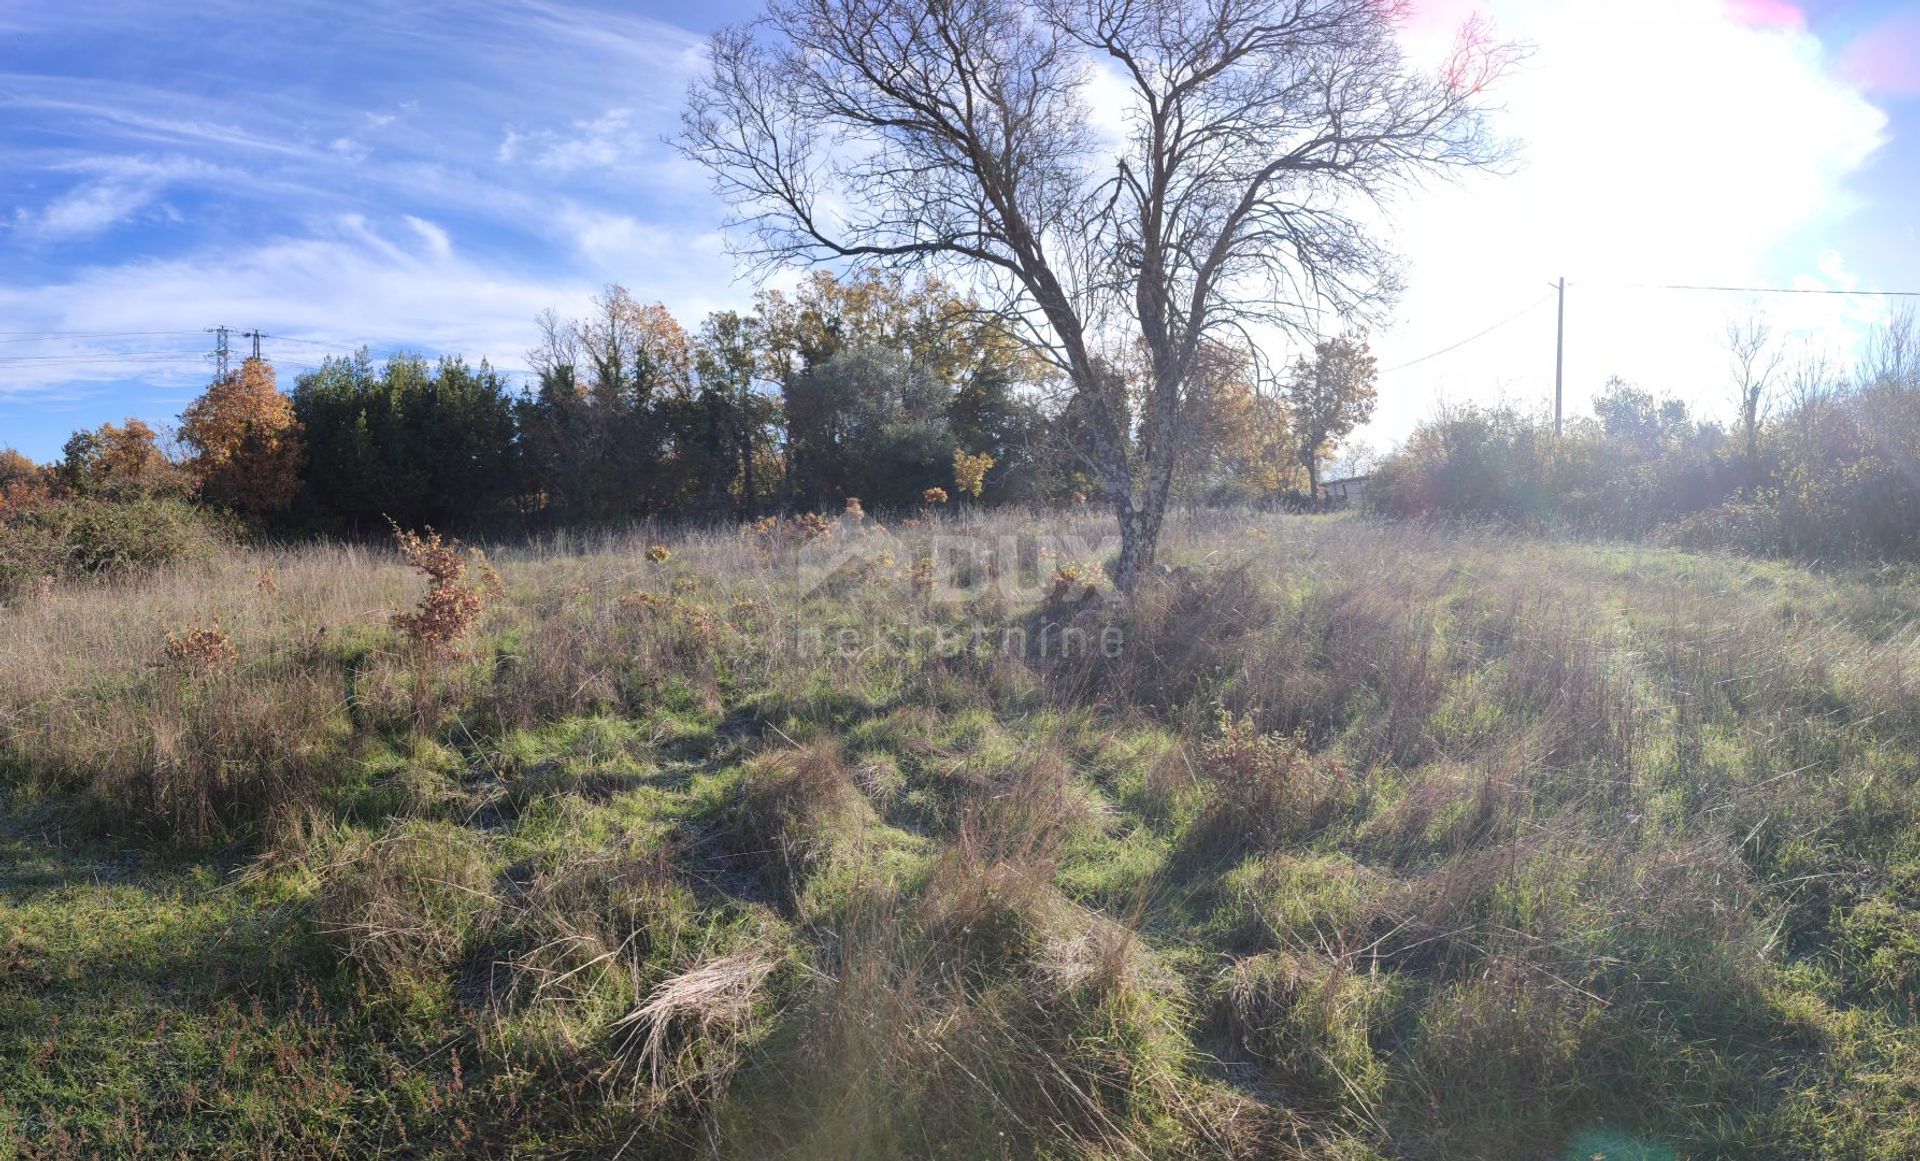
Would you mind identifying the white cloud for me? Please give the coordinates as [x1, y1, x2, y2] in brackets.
[1356, 0, 1890, 444]
[16, 180, 157, 238]
[498, 107, 648, 175]
[404, 214, 453, 260]
[0, 209, 741, 403]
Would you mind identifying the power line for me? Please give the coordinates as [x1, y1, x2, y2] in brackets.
[1380, 292, 1555, 374]
[0, 329, 203, 338]
[1605, 282, 1920, 298]
[0, 353, 205, 365]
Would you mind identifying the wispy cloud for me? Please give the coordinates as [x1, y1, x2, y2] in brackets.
[15, 180, 155, 239]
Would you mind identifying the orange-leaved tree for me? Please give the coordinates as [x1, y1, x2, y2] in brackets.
[180, 358, 305, 514]
[58, 418, 191, 499]
[0, 448, 53, 520]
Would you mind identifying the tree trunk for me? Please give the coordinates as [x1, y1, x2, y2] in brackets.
[1113, 484, 1176, 590]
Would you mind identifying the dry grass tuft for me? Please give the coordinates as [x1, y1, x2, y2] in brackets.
[610, 949, 780, 1093]
[1215, 950, 1387, 1112]
[726, 738, 871, 899]
[313, 821, 498, 992]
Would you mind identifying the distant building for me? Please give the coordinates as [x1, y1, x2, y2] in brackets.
[1322, 475, 1368, 504]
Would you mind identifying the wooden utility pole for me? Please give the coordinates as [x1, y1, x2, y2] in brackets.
[1554, 277, 1566, 436]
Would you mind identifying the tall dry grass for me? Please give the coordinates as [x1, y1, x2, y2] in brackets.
[9, 509, 1920, 1155]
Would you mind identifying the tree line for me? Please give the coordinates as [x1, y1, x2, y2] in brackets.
[1, 271, 1382, 551]
[1368, 309, 1920, 562]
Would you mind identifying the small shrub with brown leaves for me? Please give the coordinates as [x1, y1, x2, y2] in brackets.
[1182, 711, 1350, 862]
[1047, 562, 1095, 602]
[157, 619, 238, 674]
[389, 523, 488, 652]
[921, 486, 949, 507]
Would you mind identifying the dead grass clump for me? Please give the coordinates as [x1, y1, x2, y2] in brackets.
[1323, 590, 1449, 766]
[726, 739, 871, 899]
[1049, 564, 1271, 713]
[720, 889, 1188, 1158]
[916, 743, 1100, 975]
[1215, 950, 1389, 1112]
[608, 948, 781, 1097]
[313, 820, 499, 992]
[488, 842, 696, 1015]
[83, 667, 347, 846]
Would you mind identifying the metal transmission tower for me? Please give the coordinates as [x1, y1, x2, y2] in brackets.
[206, 325, 233, 378]
[241, 329, 268, 361]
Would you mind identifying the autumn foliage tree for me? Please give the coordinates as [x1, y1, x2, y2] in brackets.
[180, 358, 306, 514]
[521, 286, 700, 520]
[0, 449, 52, 520]
[57, 418, 190, 499]
[1283, 334, 1379, 498]
[1202, 383, 1302, 502]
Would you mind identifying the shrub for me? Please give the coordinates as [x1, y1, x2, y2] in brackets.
[1180, 712, 1350, 863]
[156, 619, 238, 674]
[0, 496, 226, 601]
[389, 523, 489, 651]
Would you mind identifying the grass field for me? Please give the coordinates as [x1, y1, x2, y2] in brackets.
[6, 509, 1920, 1158]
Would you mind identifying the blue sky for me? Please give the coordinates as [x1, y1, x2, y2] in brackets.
[3, 0, 1918, 461]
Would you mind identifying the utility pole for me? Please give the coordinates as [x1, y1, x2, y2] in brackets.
[1554, 277, 1566, 437]
[206, 325, 232, 379]
[241, 329, 267, 362]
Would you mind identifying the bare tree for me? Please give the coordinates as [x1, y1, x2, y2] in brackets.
[1861, 305, 1918, 394]
[1782, 347, 1837, 444]
[1726, 316, 1783, 486]
[680, 0, 1515, 590]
